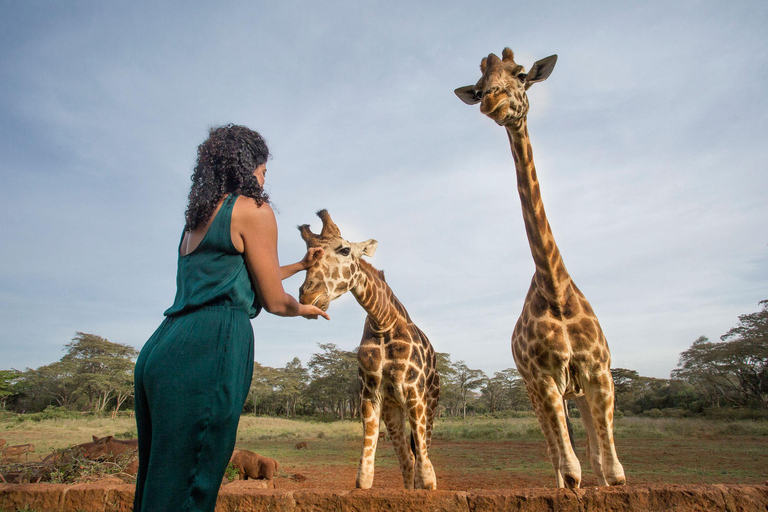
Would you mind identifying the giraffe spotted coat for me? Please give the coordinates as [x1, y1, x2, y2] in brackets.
[298, 210, 440, 490]
[456, 48, 626, 490]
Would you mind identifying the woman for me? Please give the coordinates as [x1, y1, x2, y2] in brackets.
[133, 124, 328, 511]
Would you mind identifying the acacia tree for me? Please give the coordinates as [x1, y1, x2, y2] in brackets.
[0, 369, 19, 410]
[719, 300, 768, 409]
[452, 361, 486, 419]
[673, 301, 768, 410]
[307, 344, 359, 419]
[20, 360, 80, 410]
[63, 332, 138, 414]
[480, 373, 505, 413]
[494, 367, 530, 411]
[612, 368, 642, 412]
[249, 362, 280, 415]
[276, 358, 309, 417]
[435, 352, 459, 416]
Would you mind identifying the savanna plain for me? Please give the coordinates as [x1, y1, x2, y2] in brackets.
[2, 413, 766, 490]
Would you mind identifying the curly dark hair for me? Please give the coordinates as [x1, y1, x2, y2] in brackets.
[184, 124, 271, 231]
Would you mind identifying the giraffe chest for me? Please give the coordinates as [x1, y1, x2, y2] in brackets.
[358, 333, 427, 373]
[357, 324, 436, 403]
[512, 307, 611, 400]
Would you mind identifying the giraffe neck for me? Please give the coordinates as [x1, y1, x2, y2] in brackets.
[506, 119, 571, 301]
[351, 260, 407, 333]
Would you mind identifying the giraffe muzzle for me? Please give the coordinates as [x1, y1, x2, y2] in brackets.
[311, 294, 331, 312]
[300, 289, 331, 311]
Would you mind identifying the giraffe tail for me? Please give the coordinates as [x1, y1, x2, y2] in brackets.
[409, 431, 416, 456]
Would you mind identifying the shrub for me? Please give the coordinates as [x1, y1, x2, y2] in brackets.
[224, 461, 239, 482]
[115, 429, 137, 439]
[703, 407, 768, 421]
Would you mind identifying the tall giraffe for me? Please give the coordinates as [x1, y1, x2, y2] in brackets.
[298, 210, 440, 490]
[455, 48, 625, 489]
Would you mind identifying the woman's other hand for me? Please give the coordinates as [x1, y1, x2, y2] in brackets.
[299, 304, 330, 320]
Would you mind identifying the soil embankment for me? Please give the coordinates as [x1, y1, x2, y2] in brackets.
[2, 482, 768, 512]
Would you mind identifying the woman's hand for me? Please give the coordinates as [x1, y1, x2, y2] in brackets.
[279, 247, 325, 280]
[299, 303, 330, 320]
[300, 247, 324, 270]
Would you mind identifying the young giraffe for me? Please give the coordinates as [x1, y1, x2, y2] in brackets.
[455, 48, 626, 489]
[297, 210, 440, 490]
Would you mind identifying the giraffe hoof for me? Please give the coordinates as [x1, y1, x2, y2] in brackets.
[563, 474, 580, 489]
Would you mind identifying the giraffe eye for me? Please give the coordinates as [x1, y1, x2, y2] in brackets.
[517, 73, 527, 82]
[338, 247, 351, 257]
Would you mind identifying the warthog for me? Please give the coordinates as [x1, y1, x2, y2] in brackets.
[83, 435, 138, 461]
[230, 449, 278, 481]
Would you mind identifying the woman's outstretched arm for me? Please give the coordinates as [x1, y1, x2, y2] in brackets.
[233, 198, 329, 320]
[280, 247, 323, 280]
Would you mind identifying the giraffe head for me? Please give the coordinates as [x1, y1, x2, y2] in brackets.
[298, 210, 378, 311]
[455, 48, 557, 126]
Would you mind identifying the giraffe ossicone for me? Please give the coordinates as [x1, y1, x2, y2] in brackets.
[298, 210, 440, 490]
[456, 48, 626, 489]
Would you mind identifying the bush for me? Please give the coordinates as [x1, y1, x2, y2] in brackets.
[1, 446, 136, 484]
[224, 461, 239, 482]
[115, 429, 137, 439]
[16, 406, 83, 423]
[703, 407, 768, 421]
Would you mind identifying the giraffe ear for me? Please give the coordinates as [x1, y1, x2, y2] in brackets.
[355, 239, 378, 258]
[524, 55, 557, 88]
[455, 85, 482, 105]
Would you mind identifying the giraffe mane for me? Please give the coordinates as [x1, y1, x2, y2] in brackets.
[358, 258, 386, 282]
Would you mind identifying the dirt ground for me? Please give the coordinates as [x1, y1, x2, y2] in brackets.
[3, 430, 765, 491]
[253, 436, 768, 491]
[2, 435, 767, 512]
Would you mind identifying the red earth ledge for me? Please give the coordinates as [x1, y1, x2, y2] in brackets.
[1, 483, 768, 512]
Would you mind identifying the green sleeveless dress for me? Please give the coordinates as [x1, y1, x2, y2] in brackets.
[133, 195, 260, 512]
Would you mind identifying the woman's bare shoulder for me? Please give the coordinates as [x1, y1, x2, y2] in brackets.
[232, 196, 276, 232]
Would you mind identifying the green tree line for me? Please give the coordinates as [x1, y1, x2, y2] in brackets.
[2, 301, 766, 419]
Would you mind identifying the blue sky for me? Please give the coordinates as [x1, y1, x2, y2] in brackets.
[1, 1, 766, 379]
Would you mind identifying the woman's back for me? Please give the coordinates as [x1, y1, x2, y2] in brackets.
[164, 194, 261, 318]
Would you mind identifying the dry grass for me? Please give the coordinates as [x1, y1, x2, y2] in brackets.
[0, 416, 136, 460]
[236, 416, 361, 442]
[3, 413, 767, 459]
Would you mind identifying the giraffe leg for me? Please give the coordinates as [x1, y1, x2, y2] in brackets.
[529, 378, 581, 488]
[527, 382, 564, 488]
[406, 398, 436, 490]
[382, 403, 415, 489]
[425, 394, 438, 452]
[355, 398, 382, 489]
[584, 371, 625, 486]
[574, 395, 607, 485]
